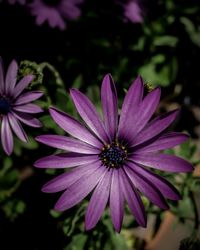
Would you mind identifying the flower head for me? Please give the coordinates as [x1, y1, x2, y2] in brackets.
[0, 58, 43, 155]
[29, 0, 84, 30]
[124, 0, 143, 23]
[35, 74, 193, 232]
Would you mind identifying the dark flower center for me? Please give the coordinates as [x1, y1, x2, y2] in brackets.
[99, 142, 128, 169]
[0, 98, 11, 115]
[43, 0, 61, 7]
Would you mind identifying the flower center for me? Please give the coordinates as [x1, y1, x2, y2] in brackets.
[43, 0, 61, 7]
[0, 98, 11, 115]
[99, 142, 128, 169]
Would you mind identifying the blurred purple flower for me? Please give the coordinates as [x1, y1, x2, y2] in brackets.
[124, 0, 143, 23]
[0, 58, 43, 155]
[35, 74, 193, 232]
[29, 0, 84, 30]
[7, 0, 26, 5]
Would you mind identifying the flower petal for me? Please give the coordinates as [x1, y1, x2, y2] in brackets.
[1, 116, 13, 155]
[128, 162, 181, 200]
[0, 57, 4, 94]
[13, 75, 34, 99]
[14, 91, 43, 105]
[49, 107, 103, 148]
[110, 169, 124, 232]
[34, 153, 98, 168]
[119, 168, 146, 227]
[12, 111, 42, 128]
[42, 161, 100, 193]
[118, 75, 143, 137]
[7, 113, 27, 142]
[54, 163, 106, 211]
[85, 169, 112, 230]
[130, 153, 193, 172]
[70, 88, 109, 143]
[134, 132, 189, 153]
[5, 60, 18, 95]
[131, 110, 179, 147]
[101, 74, 118, 140]
[13, 103, 43, 113]
[36, 135, 100, 154]
[124, 165, 169, 209]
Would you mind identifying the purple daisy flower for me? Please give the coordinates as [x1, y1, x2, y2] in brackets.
[29, 0, 84, 30]
[0, 58, 43, 155]
[124, 0, 143, 23]
[35, 74, 193, 232]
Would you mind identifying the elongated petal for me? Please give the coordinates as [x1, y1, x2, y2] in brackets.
[12, 111, 42, 127]
[0, 57, 4, 94]
[5, 60, 18, 95]
[119, 168, 146, 227]
[101, 74, 118, 140]
[7, 113, 27, 142]
[13, 103, 43, 113]
[13, 75, 34, 98]
[130, 153, 193, 172]
[134, 132, 189, 153]
[124, 166, 169, 209]
[34, 153, 98, 168]
[110, 169, 124, 232]
[49, 107, 102, 148]
[131, 110, 179, 147]
[36, 135, 99, 154]
[118, 76, 143, 137]
[70, 89, 109, 143]
[54, 164, 106, 211]
[85, 169, 112, 230]
[128, 162, 181, 200]
[14, 91, 43, 105]
[42, 161, 100, 193]
[1, 116, 13, 155]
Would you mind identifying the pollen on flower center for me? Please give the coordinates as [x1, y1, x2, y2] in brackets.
[0, 98, 11, 115]
[99, 141, 128, 169]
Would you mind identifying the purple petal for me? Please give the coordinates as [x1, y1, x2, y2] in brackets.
[0, 57, 4, 94]
[34, 153, 98, 168]
[49, 107, 103, 148]
[36, 135, 100, 154]
[13, 103, 43, 113]
[54, 163, 106, 211]
[131, 110, 179, 147]
[119, 168, 146, 227]
[109, 169, 124, 232]
[13, 75, 34, 99]
[5, 60, 18, 95]
[101, 74, 118, 140]
[70, 89, 109, 143]
[124, 166, 169, 209]
[85, 169, 112, 230]
[14, 91, 43, 105]
[7, 113, 27, 142]
[1, 116, 14, 155]
[134, 132, 189, 153]
[42, 161, 100, 193]
[118, 76, 143, 138]
[127, 162, 181, 200]
[12, 111, 42, 128]
[130, 153, 194, 172]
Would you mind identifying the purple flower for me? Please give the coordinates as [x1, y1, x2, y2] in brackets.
[7, 0, 26, 5]
[29, 0, 84, 30]
[0, 58, 43, 155]
[124, 0, 143, 23]
[35, 74, 193, 232]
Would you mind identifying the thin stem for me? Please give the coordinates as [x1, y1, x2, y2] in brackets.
[190, 191, 199, 234]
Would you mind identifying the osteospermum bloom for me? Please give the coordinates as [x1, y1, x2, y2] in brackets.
[35, 74, 193, 232]
[0, 58, 43, 155]
[29, 0, 84, 30]
[124, 0, 143, 23]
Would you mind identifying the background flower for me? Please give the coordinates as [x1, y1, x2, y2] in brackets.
[123, 0, 144, 23]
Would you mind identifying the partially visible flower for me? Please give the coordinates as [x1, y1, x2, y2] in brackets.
[7, 0, 26, 5]
[0, 58, 43, 155]
[124, 0, 143, 23]
[29, 0, 84, 30]
[35, 74, 193, 232]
